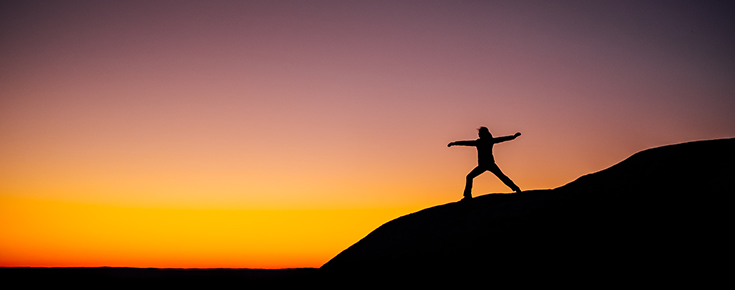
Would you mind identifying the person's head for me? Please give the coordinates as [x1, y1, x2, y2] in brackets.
[478, 126, 492, 138]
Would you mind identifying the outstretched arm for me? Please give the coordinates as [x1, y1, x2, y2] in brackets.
[493, 132, 521, 143]
[448, 140, 476, 147]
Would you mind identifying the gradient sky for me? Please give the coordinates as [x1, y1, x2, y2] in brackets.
[2, 0, 734, 268]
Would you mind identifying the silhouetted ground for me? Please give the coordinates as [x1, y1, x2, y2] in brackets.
[321, 138, 734, 286]
[4, 138, 732, 287]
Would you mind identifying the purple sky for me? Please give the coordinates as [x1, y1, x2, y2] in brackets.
[2, 0, 734, 206]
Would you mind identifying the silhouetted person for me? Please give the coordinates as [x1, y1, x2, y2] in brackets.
[448, 127, 521, 200]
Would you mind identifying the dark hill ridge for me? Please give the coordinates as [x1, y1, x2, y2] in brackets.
[321, 138, 734, 283]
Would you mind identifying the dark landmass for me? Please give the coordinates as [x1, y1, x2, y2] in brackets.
[4, 138, 732, 287]
[321, 138, 734, 285]
[0, 267, 318, 287]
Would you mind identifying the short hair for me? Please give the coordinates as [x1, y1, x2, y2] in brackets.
[478, 126, 492, 137]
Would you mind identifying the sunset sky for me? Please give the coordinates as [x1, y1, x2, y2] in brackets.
[2, 1, 734, 268]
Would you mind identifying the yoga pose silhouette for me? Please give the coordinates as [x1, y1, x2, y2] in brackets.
[448, 127, 521, 200]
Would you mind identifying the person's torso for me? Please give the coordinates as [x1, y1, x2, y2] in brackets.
[475, 138, 495, 165]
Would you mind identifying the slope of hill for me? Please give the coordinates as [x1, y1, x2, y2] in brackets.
[321, 138, 734, 284]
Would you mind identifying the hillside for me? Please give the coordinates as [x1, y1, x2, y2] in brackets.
[320, 138, 735, 284]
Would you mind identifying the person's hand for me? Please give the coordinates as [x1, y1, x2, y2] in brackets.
[514, 132, 521, 138]
[447, 142, 454, 147]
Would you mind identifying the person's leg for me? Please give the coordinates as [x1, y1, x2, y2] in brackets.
[464, 166, 486, 199]
[487, 163, 521, 193]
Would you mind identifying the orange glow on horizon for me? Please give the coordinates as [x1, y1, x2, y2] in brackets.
[0, 196, 417, 268]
